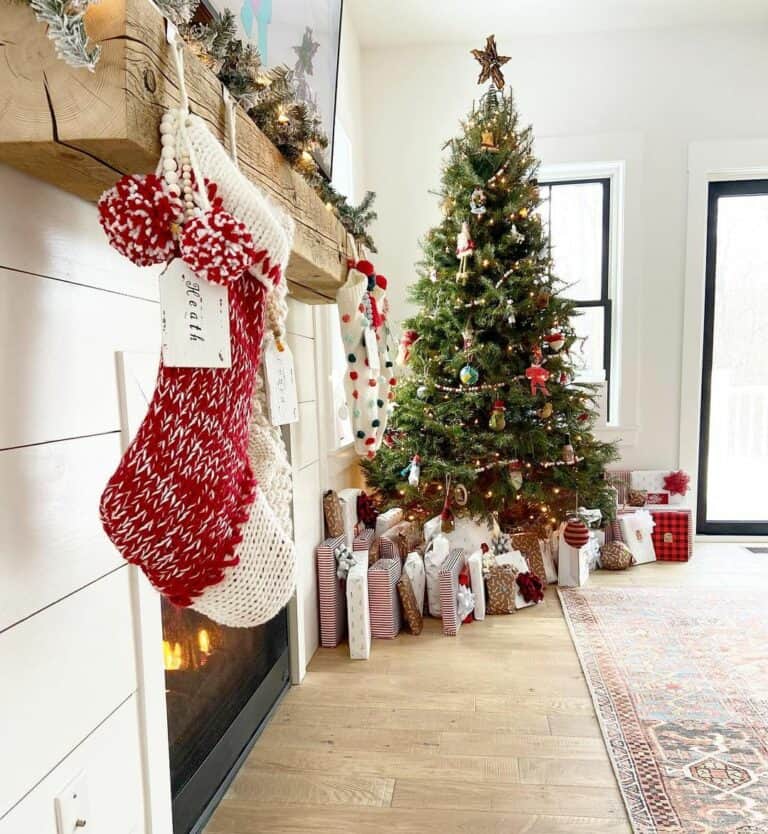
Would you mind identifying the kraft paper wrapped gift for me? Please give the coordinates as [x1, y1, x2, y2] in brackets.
[439, 548, 466, 636]
[368, 557, 402, 639]
[346, 560, 371, 660]
[403, 551, 426, 615]
[316, 534, 347, 647]
[466, 550, 486, 620]
[337, 488, 363, 548]
[424, 533, 451, 617]
[375, 507, 404, 537]
[619, 509, 657, 565]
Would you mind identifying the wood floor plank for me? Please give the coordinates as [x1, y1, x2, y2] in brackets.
[518, 756, 617, 787]
[206, 802, 632, 834]
[547, 712, 602, 738]
[258, 723, 441, 754]
[392, 777, 625, 818]
[440, 730, 607, 760]
[223, 767, 394, 808]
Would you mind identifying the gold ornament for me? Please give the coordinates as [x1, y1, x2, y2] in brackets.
[481, 130, 498, 151]
[538, 402, 553, 419]
[471, 35, 511, 89]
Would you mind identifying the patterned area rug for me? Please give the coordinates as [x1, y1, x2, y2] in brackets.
[559, 587, 768, 834]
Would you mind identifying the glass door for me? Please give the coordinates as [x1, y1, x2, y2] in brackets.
[698, 180, 768, 535]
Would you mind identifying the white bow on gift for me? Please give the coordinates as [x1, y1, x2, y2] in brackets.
[457, 584, 475, 621]
[578, 507, 603, 529]
[334, 544, 357, 580]
[634, 509, 656, 536]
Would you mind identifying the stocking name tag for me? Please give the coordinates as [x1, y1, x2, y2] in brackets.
[159, 259, 231, 368]
[364, 327, 381, 372]
[263, 339, 299, 425]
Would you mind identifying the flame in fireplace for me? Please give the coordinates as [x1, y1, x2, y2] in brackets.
[198, 628, 211, 655]
[163, 640, 184, 671]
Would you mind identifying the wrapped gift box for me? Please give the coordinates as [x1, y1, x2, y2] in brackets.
[346, 560, 371, 660]
[619, 510, 657, 565]
[375, 507, 404, 537]
[424, 534, 451, 617]
[650, 508, 693, 561]
[352, 527, 375, 559]
[605, 469, 631, 505]
[439, 548, 466, 636]
[379, 520, 418, 561]
[368, 558, 402, 639]
[496, 550, 537, 608]
[338, 488, 363, 548]
[316, 534, 347, 648]
[403, 552, 426, 615]
[466, 550, 485, 620]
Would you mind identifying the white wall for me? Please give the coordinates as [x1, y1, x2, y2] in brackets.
[360, 22, 768, 469]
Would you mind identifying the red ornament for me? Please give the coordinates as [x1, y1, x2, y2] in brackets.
[544, 331, 565, 352]
[663, 470, 690, 496]
[516, 571, 544, 603]
[98, 173, 183, 267]
[356, 259, 375, 276]
[563, 516, 590, 548]
[179, 206, 259, 285]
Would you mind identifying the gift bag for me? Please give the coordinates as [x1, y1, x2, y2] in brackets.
[346, 561, 371, 659]
[439, 549, 466, 636]
[404, 551, 426, 615]
[510, 532, 546, 587]
[316, 534, 347, 647]
[619, 509, 657, 565]
[368, 558, 402, 639]
[466, 550, 486, 620]
[424, 534, 451, 617]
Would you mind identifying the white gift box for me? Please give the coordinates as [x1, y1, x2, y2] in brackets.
[404, 552, 426, 615]
[368, 558, 402, 639]
[467, 551, 486, 620]
[557, 528, 591, 588]
[496, 550, 535, 609]
[424, 534, 451, 617]
[346, 561, 371, 660]
[619, 509, 657, 565]
[338, 488, 363, 548]
[424, 514, 442, 544]
[439, 549, 466, 636]
[376, 507, 404, 537]
[316, 534, 347, 647]
[444, 516, 494, 554]
[629, 470, 686, 505]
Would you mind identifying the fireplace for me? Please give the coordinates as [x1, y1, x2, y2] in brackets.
[162, 598, 289, 833]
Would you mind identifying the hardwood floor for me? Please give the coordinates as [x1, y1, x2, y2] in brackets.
[205, 543, 759, 834]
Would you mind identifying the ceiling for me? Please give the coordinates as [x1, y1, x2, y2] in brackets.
[346, 0, 768, 47]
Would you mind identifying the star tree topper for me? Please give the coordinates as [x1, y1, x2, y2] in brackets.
[471, 35, 510, 89]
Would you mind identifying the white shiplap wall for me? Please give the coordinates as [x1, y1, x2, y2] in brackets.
[0, 162, 352, 831]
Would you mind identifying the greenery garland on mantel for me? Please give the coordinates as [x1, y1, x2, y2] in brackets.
[23, 0, 378, 252]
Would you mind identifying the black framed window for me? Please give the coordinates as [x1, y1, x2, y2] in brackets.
[538, 178, 612, 419]
[697, 179, 768, 536]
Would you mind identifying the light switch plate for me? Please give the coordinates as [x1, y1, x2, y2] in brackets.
[55, 771, 89, 834]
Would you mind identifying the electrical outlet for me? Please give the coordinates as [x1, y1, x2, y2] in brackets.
[54, 771, 89, 834]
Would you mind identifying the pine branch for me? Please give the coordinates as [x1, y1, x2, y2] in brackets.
[27, 0, 100, 70]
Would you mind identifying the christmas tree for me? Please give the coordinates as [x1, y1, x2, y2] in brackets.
[363, 36, 618, 531]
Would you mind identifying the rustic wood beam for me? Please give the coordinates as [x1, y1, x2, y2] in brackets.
[0, 0, 349, 303]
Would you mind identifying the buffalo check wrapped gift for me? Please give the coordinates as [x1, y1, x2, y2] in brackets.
[368, 557, 402, 639]
[650, 508, 693, 561]
[316, 534, 347, 648]
[438, 548, 466, 636]
[466, 550, 486, 620]
[346, 557, 371, 660]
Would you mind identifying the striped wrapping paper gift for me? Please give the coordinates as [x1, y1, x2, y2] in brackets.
[368, 557, 402, 639]
[605, 469, 631, 504]
[353, 527, 375, 556]
[378, 520, 417, 561]
[439, 549, 466, 637]
[316, 534, 347, 648]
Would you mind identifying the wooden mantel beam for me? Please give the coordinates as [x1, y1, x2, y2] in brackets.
[0, 0, 349, 303]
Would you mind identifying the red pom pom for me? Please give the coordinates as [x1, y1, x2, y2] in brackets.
[342, 313, 351, 323]
[349, 371, 358, 380]
[179, 206, 258, 285]
[365, 437, 375, 446]
[481, 543, 489, 554]
[389, 377, 397, 386]
[356, 259, 375, 276]
[368, 379, 377, 387]
[98, 174, 182, 267]
[352, 390, 359, 399]
[375, 275, 387, 290]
